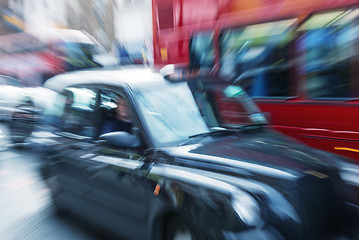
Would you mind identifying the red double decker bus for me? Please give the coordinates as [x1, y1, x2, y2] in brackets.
[153, 0, 359, 161]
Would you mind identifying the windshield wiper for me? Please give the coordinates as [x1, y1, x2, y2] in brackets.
[222, 122, 268, 130]
[189, 128, 238, 138]
[236, 123, 268, 129]
[178, 124, 268, 147]
[178, 129, 237, 146]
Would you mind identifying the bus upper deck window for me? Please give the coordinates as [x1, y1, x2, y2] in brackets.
[297, 9, 359, 99]
[219, 19, 297, 98]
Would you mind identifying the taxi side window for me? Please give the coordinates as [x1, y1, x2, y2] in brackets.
[98, 90, 144, 153]
[99, 90, 133, 136]
[49, 87, 97, 138]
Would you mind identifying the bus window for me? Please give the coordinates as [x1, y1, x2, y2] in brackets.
[219, 19, 297, 98]
[190, 32, 215, 69]
[296, 9, 359, 99]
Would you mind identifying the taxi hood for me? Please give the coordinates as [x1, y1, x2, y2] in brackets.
[164, 127, 341, 178]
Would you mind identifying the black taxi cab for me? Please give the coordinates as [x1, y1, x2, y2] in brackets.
[28, 66, 359, 240]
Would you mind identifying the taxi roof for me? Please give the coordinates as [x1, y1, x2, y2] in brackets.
[44, 66, 169, 93]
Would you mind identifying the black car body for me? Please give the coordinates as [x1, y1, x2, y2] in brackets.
[27, 66, 358, 240]
[0, 74, 25, 122]
[0, 74, 56, 144]
[8, 87, 57, 144]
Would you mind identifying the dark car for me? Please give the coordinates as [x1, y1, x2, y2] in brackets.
[7, 86, 57, 144]
[0, 74, 24, 122]
[0, 74, 56, 144]
[28, 66, 358, 240]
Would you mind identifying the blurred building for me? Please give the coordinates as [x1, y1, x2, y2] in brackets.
[0, 0, 116, 53]
[67, 0, 153, 62]
[114, 0, 153, 64]
[0, 0, 67, 34]
[0, 0, 24, 34]
[0, 0, 153, 61]
[67, 0, 116, 53]
[23, 0, 67, 30]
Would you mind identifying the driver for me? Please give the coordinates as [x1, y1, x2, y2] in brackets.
[101, 96, 132, 135]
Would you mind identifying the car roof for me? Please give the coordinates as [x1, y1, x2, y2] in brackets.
[33, 28, 97, 44]
[44, 66, 169, 92]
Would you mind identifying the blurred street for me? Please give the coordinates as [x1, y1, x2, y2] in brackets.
[0, 0, 358, 239]
[0, 123, 102, 240]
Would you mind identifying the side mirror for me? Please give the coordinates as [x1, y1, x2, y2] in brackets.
[223, 85, 245, 98]
[99, 131, 141, 148]
[263, 112, 272, 124]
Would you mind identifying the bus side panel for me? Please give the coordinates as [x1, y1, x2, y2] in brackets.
[257, 101, 359, 161]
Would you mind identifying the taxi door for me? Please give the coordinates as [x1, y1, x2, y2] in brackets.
[43, 86, 99, 213]
[82, 90, 150, 239]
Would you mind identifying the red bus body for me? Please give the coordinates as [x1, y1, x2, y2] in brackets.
[153, 0, 359, 161]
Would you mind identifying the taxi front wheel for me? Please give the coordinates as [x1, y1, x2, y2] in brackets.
[165, 216, 203, 240]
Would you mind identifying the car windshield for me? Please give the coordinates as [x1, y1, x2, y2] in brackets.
[65, 42, 108, 70]
[0, 75, 21, 86]
[136, 77, 267, 147]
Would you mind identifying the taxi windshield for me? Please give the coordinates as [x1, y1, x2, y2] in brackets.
[136, 77, 267, 147]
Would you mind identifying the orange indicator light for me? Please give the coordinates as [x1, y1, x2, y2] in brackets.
[334, 147, 359, 153]
[154, 184, 161, 196]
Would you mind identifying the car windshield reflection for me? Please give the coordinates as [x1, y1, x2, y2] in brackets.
[136, 78, 267, 147]
[136, 81, 209, 147]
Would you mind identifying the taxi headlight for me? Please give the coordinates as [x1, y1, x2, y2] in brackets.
[231, 192, 264, 227]
[339, 162, 359, 187]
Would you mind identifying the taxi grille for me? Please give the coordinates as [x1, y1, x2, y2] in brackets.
[297, 177, 339, 239]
